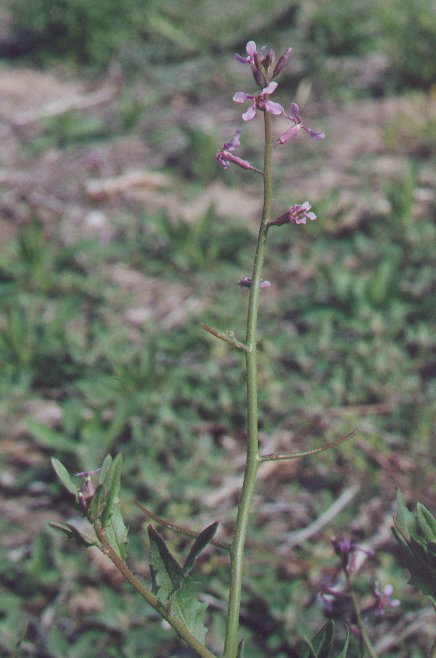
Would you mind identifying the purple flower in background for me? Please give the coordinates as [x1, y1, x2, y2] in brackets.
[278, 103, 325, 144]
[239, 277, 271, 289]
[331, 537, 375, 572]
[216, 131, 259, 172]
[233, 82, 284, 121]
[234, 40, 257, 64]
[373, 583, 400, 616]
[270, 201, 317, 226]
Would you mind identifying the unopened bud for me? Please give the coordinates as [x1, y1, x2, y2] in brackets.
[273, 47, 293, 77]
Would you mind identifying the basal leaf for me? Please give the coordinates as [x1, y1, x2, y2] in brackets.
[51, 458, 77, 496]
[182, 521, 218, 576]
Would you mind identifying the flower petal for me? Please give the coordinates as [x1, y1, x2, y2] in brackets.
[242, 104, 257, 121]
[264, 100, 284, 115]
[233, 91, 251, 103]
[263, 81, 278, 95]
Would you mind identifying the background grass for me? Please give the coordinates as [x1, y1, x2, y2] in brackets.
[0, 1, 435, 656]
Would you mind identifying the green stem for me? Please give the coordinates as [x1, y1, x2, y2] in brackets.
[94, 525, 218, 658]
[345, 570, 379, 658]
[223, 112, 273, 658]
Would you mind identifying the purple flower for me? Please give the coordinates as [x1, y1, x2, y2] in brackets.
[278, 103, 325, 144]
[233, 82, 284, 121]
[373, 584, 400, 616]
[234, 40, 257, 64]
[270, 201, 317, 226]
[75, 468, 101, 510]
[216, 131, 260, 172]
[239, 277, 271, 289]
[331, 537, 375, 572]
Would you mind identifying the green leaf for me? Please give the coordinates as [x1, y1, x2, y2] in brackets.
[104, 507, 128, 559]
[311, 620, 335, 658]
[416, 503, 436, 540]
[171, 576, 208, 644]
[51, 458, 77, 496]
[237, 638, 246, 658]
[148, 525, 208, 642]
[300, 622, 350, 658]
[87, 483, 109, 524]
[182, 521, 218, 576]
[28, 420, 75, 454]
[393, 492, 436, 607]
[49, 522, 96, 547]
[148, 525, 183, 601]
[98, 454, 113, 485]
[100, 453, 122, 528]
[335, 625, 350, 658]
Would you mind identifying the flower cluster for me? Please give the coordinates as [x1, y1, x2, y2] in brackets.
[216, 40, 324, 236]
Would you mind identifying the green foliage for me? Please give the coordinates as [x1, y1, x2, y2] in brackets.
[300, 0, 377, 57]
[392, 492, 436, 607]
[377, 0, 436, 89]
[8, 0, 144, 68]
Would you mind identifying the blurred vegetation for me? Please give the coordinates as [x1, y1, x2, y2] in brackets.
[6, 0, 436, 91]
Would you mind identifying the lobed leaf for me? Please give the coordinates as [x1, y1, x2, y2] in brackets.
[148, 525, 183, 601]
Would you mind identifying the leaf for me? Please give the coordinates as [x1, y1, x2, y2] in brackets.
[87, 483, 109, 524]
[51, 457, 77, 496]
[49, 522, 96, 547]
[28, 419, 75, 454]
[148, 525, 183, 601]
[392, 492, 436, 607]
[182, 521, 218, 576]
[237, 638, 246, 658]
[311, 620, 335, 658]
[416, 503, 436, 540]
[335, 625, 350, 658]
[100, 453, 122, 528]
[299, 622, 350, 658]
[98, 454, 113, 485]
[104, 507, 128, 559]
[171, 576, 208, 644]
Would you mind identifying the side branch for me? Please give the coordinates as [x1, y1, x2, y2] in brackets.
[201, 323, 249, 352]
[135, 500, 231, 551]
[258, 431, 357, 463]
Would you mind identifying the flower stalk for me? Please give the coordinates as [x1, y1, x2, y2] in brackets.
[223, 111, 273, 658]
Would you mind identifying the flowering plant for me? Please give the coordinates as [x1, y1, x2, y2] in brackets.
[49, 40, 430, 658]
